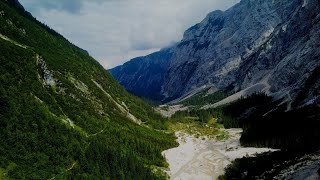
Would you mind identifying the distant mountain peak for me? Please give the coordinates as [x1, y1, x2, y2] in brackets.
[111, 0, 320, 107]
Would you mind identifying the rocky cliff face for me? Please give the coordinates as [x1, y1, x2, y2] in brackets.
[111, 0, 320, 106]
[235, 0, 320, 108]
[110, 48, 173, 100]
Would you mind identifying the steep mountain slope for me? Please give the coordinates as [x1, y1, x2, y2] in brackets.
[111, 0, 320, 106]
[0, 1, 176, 179]
[110, 48, 173, 101]
[235, 0, 320, 108]
[163, 0, 292, 99]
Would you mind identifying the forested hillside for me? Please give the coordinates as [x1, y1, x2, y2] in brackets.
[0, 1, 176, 179]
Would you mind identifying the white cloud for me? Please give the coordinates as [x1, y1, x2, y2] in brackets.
[19, 0, 239, 69]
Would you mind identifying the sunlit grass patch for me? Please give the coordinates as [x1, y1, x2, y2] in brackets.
[168, 117, 229, 140]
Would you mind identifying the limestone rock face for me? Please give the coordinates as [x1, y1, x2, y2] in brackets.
[110, 48, 173, 100]
[110, 0, 320, 106]
[231, 0, 320, 107]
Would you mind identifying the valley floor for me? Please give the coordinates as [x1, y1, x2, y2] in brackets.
[162, 128, 276, 180]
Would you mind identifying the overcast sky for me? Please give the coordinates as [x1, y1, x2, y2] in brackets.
[19, 0, 239, 69]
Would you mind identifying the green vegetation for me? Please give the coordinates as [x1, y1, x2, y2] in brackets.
[210, 92, 320, 151]
[168, 120, 228, 140]
[180, 90, 226, 106]
[170, 93, 267, 129]
[1, 1, 319, 179]
[171, 104, 236, 129]
[0, 1, 177, 179]
[177, 92, 320, 150]
[170, 109, 228, 139]
[219, 151, 305, 180]
[216, 94, 320, 179]
[171, 92, 320, 179]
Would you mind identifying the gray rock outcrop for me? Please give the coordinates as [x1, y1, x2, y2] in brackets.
[111, 0, 320, 107]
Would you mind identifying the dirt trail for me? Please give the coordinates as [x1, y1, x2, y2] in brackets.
[162, 129, 277, 180]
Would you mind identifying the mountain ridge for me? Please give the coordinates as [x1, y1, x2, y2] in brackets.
[110, 47, 174, 100]
[110, 0, 320, 108]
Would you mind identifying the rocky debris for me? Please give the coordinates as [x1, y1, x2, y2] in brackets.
[273, 152, 320, 180]
[36, 55, 56, 86]
[162, 129, 277, 180]
[19, 28, 26, 35]
[156, 105, 189, 118]
[92, 79, 142, 125]
[207, 87, 218, 95]
[68, 76, 89, 94]
[62, 117, 75, 128]
[0, 33, 27, 48]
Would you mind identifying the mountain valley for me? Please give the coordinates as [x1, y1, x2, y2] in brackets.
[111, 0, 320, 179]
[1, 0, 320, 179]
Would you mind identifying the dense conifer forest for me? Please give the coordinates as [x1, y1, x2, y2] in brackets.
[0, 1, 177, 179]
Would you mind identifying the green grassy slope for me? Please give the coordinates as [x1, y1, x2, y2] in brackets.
[0, 1, 176, 179]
